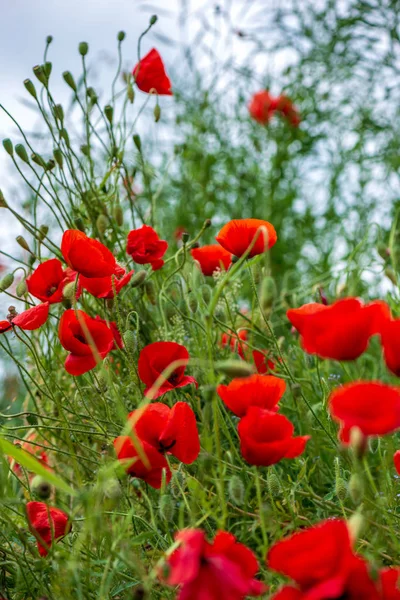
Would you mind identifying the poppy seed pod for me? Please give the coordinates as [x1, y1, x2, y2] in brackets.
[31, 153, 46, 169]
[44, 62, 52, 78]
[53, 104, 64, 123]
[96, 214, 108, 234]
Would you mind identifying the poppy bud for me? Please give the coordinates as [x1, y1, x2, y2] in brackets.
[127, 81, 135, 103]
[154, 104, 161, 122]
[131, 270, 147, 287]
[0, 189, 6, 207]
[149, 14, 158, 25]
[201, 284, 211, 303]
[60, 128, 70, 146]
[385, 266, 397, 285]
[62, 71, 77, 91]
[2, 138, 13, 156]
[144, 280, 156, 304]
[16, 236, 31, 253]
[31, 476, 52, 500]
[46, 159, 55, 171]
[215, 360, 255, 378]
[63, 281, 76, 300]
[349, 426, 366, 459]
[171, 471, 186, 498]
[53, 148, 63, 169]
[37, 224, 49, 241]
[74, 217, 86, 232]
[87, 87, 98, 104]
[335, 477, 347, 501]
[16, 280, 28, 297]
[133, 134, 141, 151]
[33, 65, 47, 85]
[260, 276, 277, 311]
[0, 273, 14, 291]
[103, 478, 121, 500]
[113, 204, 123, 226]
[348, 511, 364, 542]
[104, 105, 113, 124]
[96, 214, 109, 234]
[44, 62, 52, 78]
[267, 471, 281, 497]
[123, 330, 137, 354]
[187, 293, 198, 313]
[349, 473, 363, 505]
[53, 104, 64, 123]
[15, 144, 30, 163]
[377, 241, 390, 260]
[80, 145, 90, 157]
[31, 153, 46, 169]
[24, 78, 37, 98]
[159, 494, 175, 521]
[117, 30, 126, 42]
[78, 41, 89, 56]
[46, 35, 53, 44]
[228, 475, 245, 505]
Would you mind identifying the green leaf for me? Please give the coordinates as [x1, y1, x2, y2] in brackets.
[0, 436, 76, 496]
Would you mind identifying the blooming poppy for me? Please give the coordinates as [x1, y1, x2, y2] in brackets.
[133, 48, 172, 95]
[275, 95, 301, 127]
[238, 406, 309, 466]
[217, 374, 286, 418]
[221, 329, 248, 360]
[131, 402, 200, 464]
[0, 302, 50, 334]
[329, 381, 400, 444]
[248, 90, 278, 124]
[58, 309, 116, 376]
[380, 568, 400, 599]
[394, 450, 400, 476]
[380, 318, 400, 377]
[61, 229, 116, 278]
[126, 224, 168, 271]
[191, 245, 232, 276]
[113, 435, 171, 489]
[138, 341, 197, 399]
[163, 528, 266, 599]
[267, 519, 380, 600]
[287, 298, 390, 361]
[26, 501, 70, 556]
[216, 219, 277, 258]
[26, 259, 77, 303]
[80, 264, 134, 299]
[252, 349, 278, 373]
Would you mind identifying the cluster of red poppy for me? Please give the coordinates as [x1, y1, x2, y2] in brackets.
[218, 374, 309, 466]
[160, 518, 400, 599]
[248, 90, 301, 126]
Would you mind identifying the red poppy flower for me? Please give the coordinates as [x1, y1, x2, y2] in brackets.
[130, 402, 200, 464]
[287, 298, 390, 361]
[216, 219, 277, 258]
[113, 435, 171, 489]
[380, 568, 400, 599]
[329, 381, 400, 444]
[394, 450, 400, 476]
[252, 349, 277, 373]
[268, 519, 380, 600]
[138, 341, 197, 399]
[126, 225, 168, 271]
[80, 264, 134, 299]
[58, 309, 115, 376]
[191, 245, 232, 276]
[0, 302, 50, 335]
[275, 95, 301, 127]
[217, 374, 286, 418]
[221, 329, 248, 359]
[61, 229, 116, 278]
[10, 433, 50, 478]
[26, 259, 77, 303]
[26, 501, 70, 556]
[133, 48, 172, 95]
[238, 406, 309, 466]
[163, 528, 266, 599]
[380, 318, 400, 377]
[248, 90, 279, 124]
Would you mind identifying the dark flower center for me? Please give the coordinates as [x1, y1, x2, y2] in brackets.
[46, 285, 58, 297]
[159, 440, 176, 454]
[168, 371, 181, 385]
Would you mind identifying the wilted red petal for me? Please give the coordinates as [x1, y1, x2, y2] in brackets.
[12, 302, 49, 330]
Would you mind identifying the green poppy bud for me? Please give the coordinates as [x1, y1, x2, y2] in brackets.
[267, 471, 281, 497]
[113, 204, 123, 226]
[16, 236, 31, 253]
[0, 273, 14, 291]
[62, 71, 77, 91]
[131, 270, 147, 287]
[214, 360, 255, 378]
[53, 148, 63, 169]
[349, 473, 363, 505]
[15, 144, 30, 163]
[16, 280, 28, 297]
[228, 475, 245, 505]
[117, 31, 126, 42]
[133, 134, 141, 151]
[159, 494, 175, 521]
[23, 79, 37, 98]
[33, 65, 47, 85]
[78, 42, 89, 56]
[154, 104, 161, 122]
[123, 330, 137, 354]
[2, 139, 13, 156]
[149, 14, 158, 25]
[96, 214, 108, 234]
[104, 105, 113, 124]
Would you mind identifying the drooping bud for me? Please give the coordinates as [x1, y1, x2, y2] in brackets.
[62, 71, 77, 91]
[267, 471, 281, 497]
[23, 79, 37, 98]
[15, 144, 30, 163]
[16, 236, 31, 253]
[123, 330, 137, 354]
[16, 280, 28, 297]
[159, 494, 175, 521]
[131, 271, 147, 288]
[46, 35, 53, 45]
[96, 214, 108, 234]
[228, 475, 245, 505]
[0, 273, 14, 291]
[214, 360, 255, 378]
[2, 139, 13, 156]
[133, 134, 141, 151]
[38, 225, 49, 241]
[78, 42, 89, 56]
[377, 242, 390, 260]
